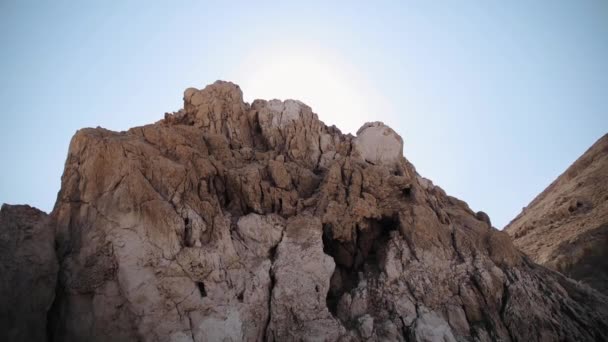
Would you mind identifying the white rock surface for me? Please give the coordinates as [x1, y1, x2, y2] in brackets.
[353, 121, 404, 166]
[409, 308, 457, 342]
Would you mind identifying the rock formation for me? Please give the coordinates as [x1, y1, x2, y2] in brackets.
[0, 204, 58, 342]
[505, 134, 608, 295]
[2, 81, 608, 342]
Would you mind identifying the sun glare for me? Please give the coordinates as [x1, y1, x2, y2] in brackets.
[230, 45, 388, 135]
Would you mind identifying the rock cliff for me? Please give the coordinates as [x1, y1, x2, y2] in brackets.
[2, 81, 607, 342]
[505, 134, 608, 295]
[0, 204, 58, 342]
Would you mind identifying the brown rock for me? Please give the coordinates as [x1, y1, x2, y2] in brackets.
[506, 134, 608, 294]
[267, 159, 292, 190]
[0, 204, 58, 342]
[476, 210, 492, 227]
[2, 81, 607, 341]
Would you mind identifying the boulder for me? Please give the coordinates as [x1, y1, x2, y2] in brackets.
[353, 121, 403, 167]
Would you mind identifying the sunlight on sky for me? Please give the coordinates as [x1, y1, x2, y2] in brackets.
[230, 44, 390, 135]
[1, 2, 607, 229]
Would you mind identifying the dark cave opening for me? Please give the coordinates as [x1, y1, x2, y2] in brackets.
[196, 282, 207, 298]
[183, 217, 193, 247]
[322, 216, 399, 316]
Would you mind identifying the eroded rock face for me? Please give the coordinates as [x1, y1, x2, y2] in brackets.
[0, 204, 58, 342]
[5, 81, 606, 341]
[506, 134, 608, 294]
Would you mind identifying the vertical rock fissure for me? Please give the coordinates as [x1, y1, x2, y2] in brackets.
[184, 217, 193, 247]
[499, 281, 515, 342]
[187, 312, 196, 342]
[196, 282, 206, 297]
[45, 280, 62, 342]
[451, 225, 465, 262]
[45, 231, 63, 342]
[263, 228, 285, 340]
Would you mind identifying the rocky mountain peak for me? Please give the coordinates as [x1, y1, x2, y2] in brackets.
[1, 82, 607, 342]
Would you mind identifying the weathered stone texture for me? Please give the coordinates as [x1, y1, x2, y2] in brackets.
[2, 81, 607, 342]
[506, 134, 608, 295]
[0, 204, 58, 342]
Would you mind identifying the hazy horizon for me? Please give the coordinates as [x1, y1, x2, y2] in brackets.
[1, 1, 607, 228]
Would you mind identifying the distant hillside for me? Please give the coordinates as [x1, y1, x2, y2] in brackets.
[505, 134, 608, 294]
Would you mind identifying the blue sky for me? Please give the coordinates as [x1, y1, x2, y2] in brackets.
[1, 1, 606, 228]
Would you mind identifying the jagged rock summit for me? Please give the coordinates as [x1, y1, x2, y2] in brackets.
[1, 81, 607, 342]
[505, 133, 608, 294]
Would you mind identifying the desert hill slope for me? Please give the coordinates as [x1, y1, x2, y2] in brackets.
[505, 134, 608, 294]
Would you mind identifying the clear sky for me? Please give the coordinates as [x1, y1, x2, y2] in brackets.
[1, 1, 607, 228]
